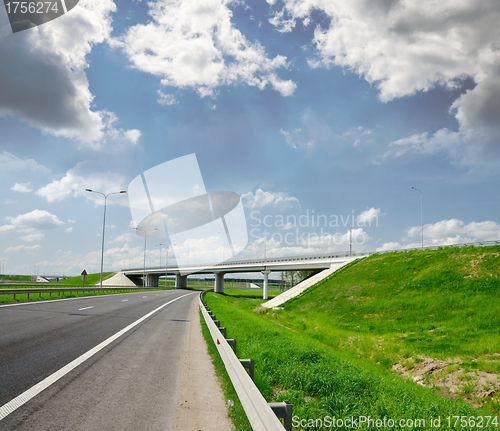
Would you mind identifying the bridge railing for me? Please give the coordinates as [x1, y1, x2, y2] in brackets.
[123, 239, 500, 273]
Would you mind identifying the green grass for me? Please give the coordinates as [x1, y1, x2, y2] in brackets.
[201, 245, 500, 428]
[265, 246, 500, 365]
[205, 292, 486, 430]
[200, 309, 252, 431]
[0, 287, 171, 303]
[0, 274, 33, 283]
[56, 272, 115, 285]
[221, 288, 281, 299]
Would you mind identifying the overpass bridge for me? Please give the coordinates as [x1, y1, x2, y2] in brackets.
[122, 251, 358, 299]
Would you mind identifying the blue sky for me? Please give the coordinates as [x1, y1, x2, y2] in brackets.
[1, 0, 500, 276]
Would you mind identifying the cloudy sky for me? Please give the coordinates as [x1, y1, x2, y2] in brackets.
[1, 0, 500, 277]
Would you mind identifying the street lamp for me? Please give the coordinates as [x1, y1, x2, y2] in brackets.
[410, 187, 423, 249]
[165, 243, 175, 287]
[135, 227, 158, 287]
[258, 222, 270, 300]
[157, 244, 165, 268]
[86, 189, 127, 289]
[218, 231, 226, 263]
[124, 251, 130, 270]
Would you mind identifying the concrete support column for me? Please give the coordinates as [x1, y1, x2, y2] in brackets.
[146, 274, 159, 287]
[175, 274, 187, 289]
[214, 272, 225, 294]
[262, 270, 271, 300]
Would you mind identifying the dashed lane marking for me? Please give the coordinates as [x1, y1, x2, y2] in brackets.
[0, 292, 194, 421]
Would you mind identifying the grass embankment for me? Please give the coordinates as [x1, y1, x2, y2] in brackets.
[0, 275, 32, 283]
[204, 245, 500, 429]
[262, 246, 500, 410]
[205, 292, 486, 430]
[56, 272, 115, 285]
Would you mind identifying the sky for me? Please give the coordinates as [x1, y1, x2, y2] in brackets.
[1, 0, 500, 277]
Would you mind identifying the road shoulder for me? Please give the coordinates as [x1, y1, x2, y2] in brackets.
[174, 295, 233, 431]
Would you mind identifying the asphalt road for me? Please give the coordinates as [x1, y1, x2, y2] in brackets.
[0, 289, 198, 430]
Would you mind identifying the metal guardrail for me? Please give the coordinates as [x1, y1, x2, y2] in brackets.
[125, 239, 500, 273]
[199, 291, 287, 431]
[0, 286, 162, 300]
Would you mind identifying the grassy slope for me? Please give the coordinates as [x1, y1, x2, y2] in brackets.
[205, 292, 483, 430]
[204, 245, 500, 428]
[56, 272, 115, 285]
[273, 246, 500, 362]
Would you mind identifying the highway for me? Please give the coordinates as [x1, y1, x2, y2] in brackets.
[0, 289, 197, 430]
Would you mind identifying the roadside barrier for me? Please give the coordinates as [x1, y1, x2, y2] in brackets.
[0, 286, 162, 301]
[200, 290, 292, 431]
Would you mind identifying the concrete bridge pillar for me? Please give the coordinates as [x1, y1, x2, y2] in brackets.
[146, 274, 159, 287]
[262, 270, 271, 300]
[214, 272, 225, 294]
[175, 274, 187, 289]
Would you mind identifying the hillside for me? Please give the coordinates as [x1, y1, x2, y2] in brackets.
[261, 245, 500, 410]
[56, 272, 115, 285]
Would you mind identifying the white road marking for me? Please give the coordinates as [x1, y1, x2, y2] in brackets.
[121, 300, 128, 302]
[0, 291, 169, 308]
[142, 296, 147, 298]
[0, 292, 194, 421]
[78, 306, 94, 311]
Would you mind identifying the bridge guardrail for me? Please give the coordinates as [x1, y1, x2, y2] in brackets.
[124, 239, 500, 272]
[199, 291, 287, 431]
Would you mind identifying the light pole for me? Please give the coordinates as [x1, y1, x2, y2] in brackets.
[258, 222, 270, 300]
[350, 228, 353, 255]
[124, 251, 130, 270]
[410, 187, 423, 249]
[157, 244, 165, 268]
[135, 227, 158, 287]
[218, 231, 226, 263]
[86, 189, 126, 288]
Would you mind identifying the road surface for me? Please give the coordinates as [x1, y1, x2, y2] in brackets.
[0, 289, 229, 430]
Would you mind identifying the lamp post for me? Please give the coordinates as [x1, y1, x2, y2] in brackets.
[258, 222, 270, 300]
[218, 231, 226, 263]
[135, 227, 158, 288]
[165, 243, 175, 287]
[124, 251, 130, 270]
[157, 244, 165, 268]
[410, 187, 423, 249]
[85, 189, 126, 289]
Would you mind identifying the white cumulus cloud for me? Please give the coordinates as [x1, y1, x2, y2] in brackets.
[357, 207, 381, 225]
[269, 0, 500, 167]
[36, 161, 128, 205]
[111, 0, 296, 97]
[241, 189, 301, 213]
[5, 244, 41, 253]
[0, 0, 140, 149]
[377, 218, 500, 251]
[11, 182, 33, 193]
[1, 209, 64, 234]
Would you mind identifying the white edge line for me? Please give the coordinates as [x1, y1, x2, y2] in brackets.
[0, 290, 166, 308]
[0, 292, 194, 421]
